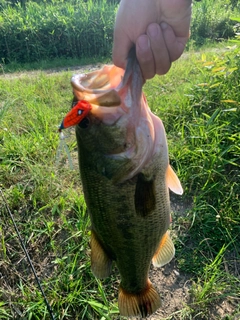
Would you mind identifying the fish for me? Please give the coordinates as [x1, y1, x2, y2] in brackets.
[71, 48, 183, 318]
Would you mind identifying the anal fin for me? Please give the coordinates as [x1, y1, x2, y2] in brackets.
[90, 230, 112, 278]
[152, 231, 175, 267]
[118, 279, 161, 317]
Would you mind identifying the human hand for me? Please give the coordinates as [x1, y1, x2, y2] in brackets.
[112, 0, 192, 79]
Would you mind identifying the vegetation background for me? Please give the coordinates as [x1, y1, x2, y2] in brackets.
[0, 0, 239, 65]
[0, 0, 240, 319]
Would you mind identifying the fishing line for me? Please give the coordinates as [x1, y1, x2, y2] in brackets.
[0, 188, 55, 320]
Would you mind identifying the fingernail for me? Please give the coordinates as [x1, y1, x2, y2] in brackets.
[148, 24, 159, 38]
[137, 35, 150, 51]
[160, 22, 168, 30]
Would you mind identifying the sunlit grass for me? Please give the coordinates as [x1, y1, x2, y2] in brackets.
[0, 42, 239, 319]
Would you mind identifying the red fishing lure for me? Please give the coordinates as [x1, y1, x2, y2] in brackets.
[59, 100, 92, 131]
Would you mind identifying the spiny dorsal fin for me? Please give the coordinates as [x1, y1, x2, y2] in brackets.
[166, 165, 183, 195]
[152, 231, 175, 267]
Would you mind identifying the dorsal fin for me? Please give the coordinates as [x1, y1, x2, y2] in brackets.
[166, 165, 183, 195]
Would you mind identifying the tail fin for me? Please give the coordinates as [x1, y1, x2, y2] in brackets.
[118, 279, 161, 317]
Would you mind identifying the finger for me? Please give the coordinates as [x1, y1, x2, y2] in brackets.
[112, 28, 133, 70]
[136, 35, 155, 79]
[160, 22, 189, 62]
[112, 3, 134, 70]
[147, 23, 171, 75]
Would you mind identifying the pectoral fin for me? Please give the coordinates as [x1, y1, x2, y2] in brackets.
[90, 230, 112, 278]
[152, 231, 175, 267]
[166, 165, 183, 195]
[134, 173, 156, 217]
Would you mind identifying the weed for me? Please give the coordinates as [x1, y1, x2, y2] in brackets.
[0, 0, 239, 64]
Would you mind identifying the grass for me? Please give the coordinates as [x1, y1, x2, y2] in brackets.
[0, 41, 239, 319]
[0, 0, 117, 64]
[0, 56, 111, 74]
[0, 0, 239, 65]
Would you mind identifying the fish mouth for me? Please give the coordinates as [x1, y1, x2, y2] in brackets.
[71, 65, 125, 107]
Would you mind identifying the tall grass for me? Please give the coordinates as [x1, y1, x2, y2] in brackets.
[0, 0, 117, 64]
[0, 43, 240, 318]
[191, 0, 236, 46]
[0, 0, 239, 65]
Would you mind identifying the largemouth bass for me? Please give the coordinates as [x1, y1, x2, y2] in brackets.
[71, 49, 183, 318]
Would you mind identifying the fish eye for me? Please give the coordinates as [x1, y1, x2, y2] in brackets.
[78, 117, 90, 129]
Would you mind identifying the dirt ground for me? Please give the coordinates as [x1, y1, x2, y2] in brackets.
[130, 260, 238, 320]
[145, 260, 191, 320]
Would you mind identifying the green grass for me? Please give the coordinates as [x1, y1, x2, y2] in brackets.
[0, 0, 239, 65]
[0, 41, 239, 319]
[0, 56, 111, 74]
